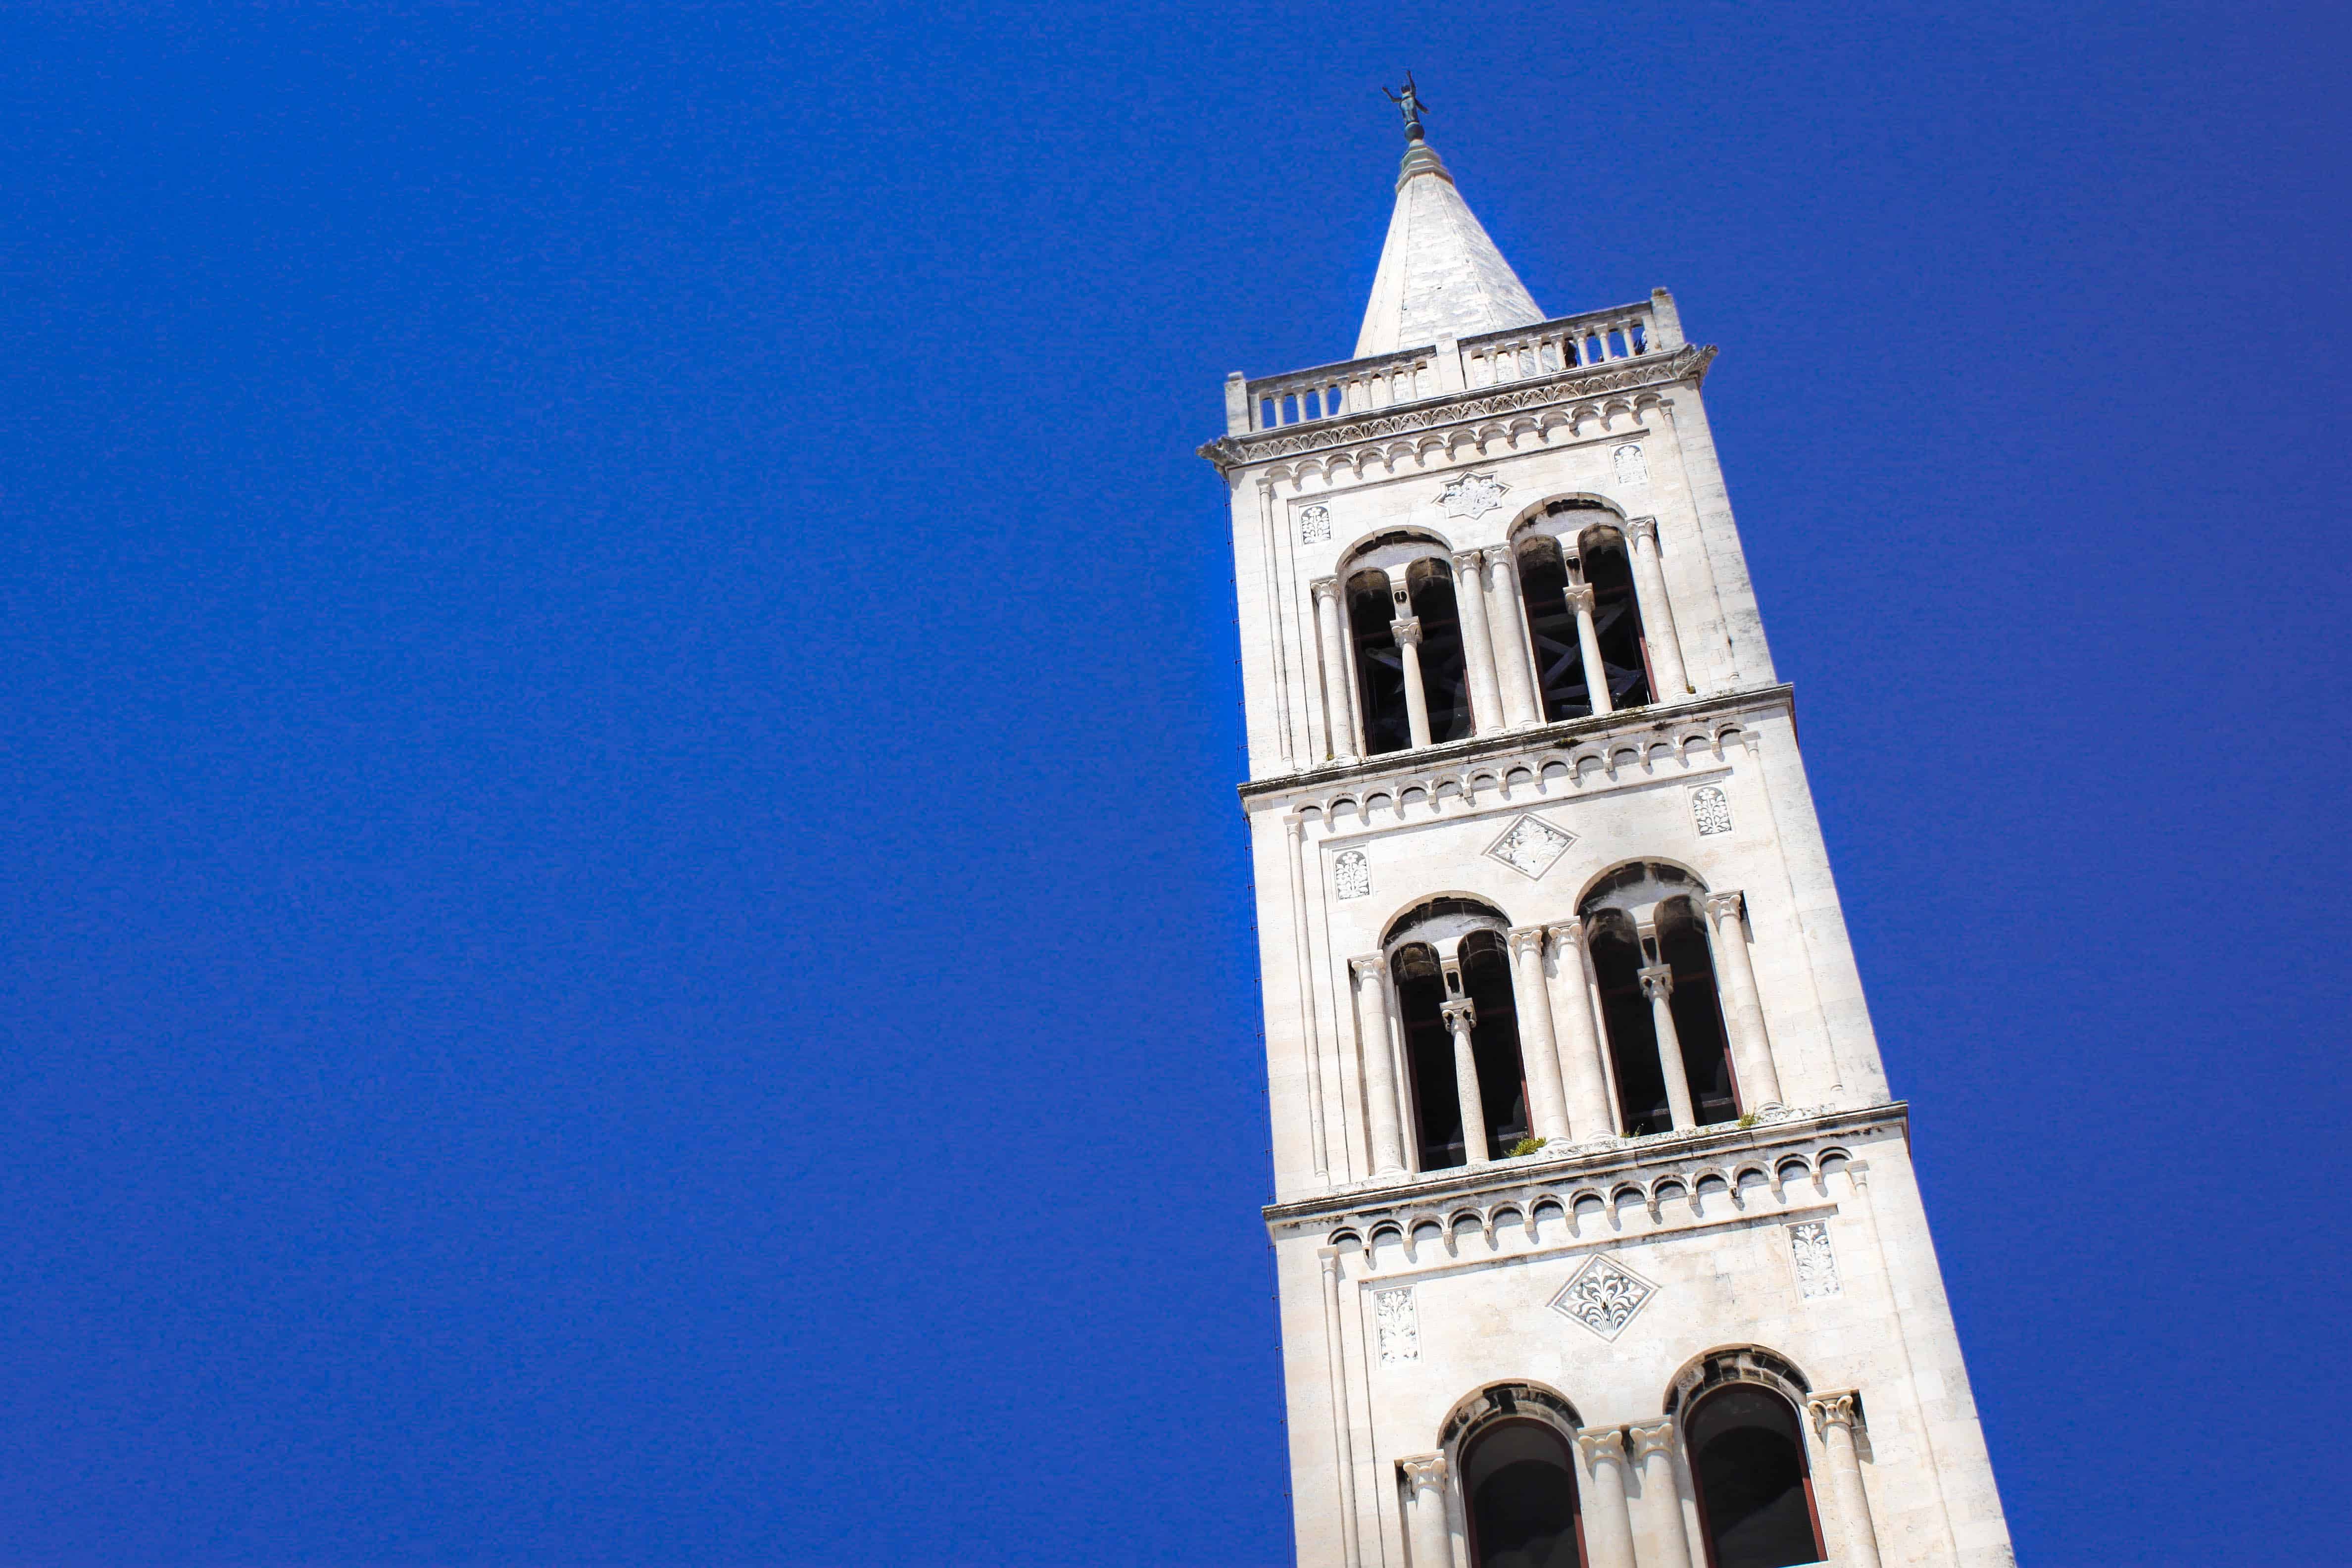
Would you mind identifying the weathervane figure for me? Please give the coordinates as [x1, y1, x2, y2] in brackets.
[1382, 75, 1428, 143]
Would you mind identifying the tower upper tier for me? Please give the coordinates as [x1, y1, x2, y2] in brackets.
[1354, 137, 1544, 359]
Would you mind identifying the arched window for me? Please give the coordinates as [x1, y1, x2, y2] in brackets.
[1578, 863, 1739, 1134]
[1462, 1419, 1587, 1568]
[1512, 501, 1653, 720]
[1387, 898, 1531, 1168]
[1685, 1385, 1824, 1568]
[1343, 535, 1473, 755]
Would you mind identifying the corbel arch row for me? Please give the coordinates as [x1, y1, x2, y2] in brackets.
[1287, 717, 1748, 827]
[1319, 1145, 1856, 1268]
[1255, 391, 1669, 491]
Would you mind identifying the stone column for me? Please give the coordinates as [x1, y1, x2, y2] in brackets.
[1625, 1419, 1695, 1568]
[1450, 549, 1507, 736]
[1545, 921, 1616, 1140]
[1400, 1453, 1453, 1568]
[1563, 582, 1613, 717]
[1349, 956, 1406, 1176]
[1506, 928, 1570, 1143]
[1391, 616, 1432, 750]
[1639, 962, 1697, 1130]
[1572, 1429, 1638, 1568]
[1622, 518, 1689, 699]
[1311, 578, 1359, 765]
[1482, 546, 1542, 728]
[1806, 1393, 1884, 1568]
[1703, 891, 1782, 1110]
[1316, 1250, 1362, 1568]
[1440, 996, 1489, 1165]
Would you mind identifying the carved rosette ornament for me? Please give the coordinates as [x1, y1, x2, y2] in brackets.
[1438, 472, 1509, 520]
[1549, 1254, 1659, 1341]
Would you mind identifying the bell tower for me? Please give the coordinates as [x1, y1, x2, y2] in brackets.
[1201, 96, 2015, 1568]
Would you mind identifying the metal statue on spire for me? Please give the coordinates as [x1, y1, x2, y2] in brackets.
[1382, 75, 1428, 143]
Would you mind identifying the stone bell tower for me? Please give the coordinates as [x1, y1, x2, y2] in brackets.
[1199, 93, 2014, 1568]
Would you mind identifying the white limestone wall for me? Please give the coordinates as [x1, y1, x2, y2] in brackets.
[1273, 1125, 2014, 1568]
[1245, 699, 1879, 1204]
[1221, 371, 1779, 785]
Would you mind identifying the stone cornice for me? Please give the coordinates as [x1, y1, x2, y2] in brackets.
[1263, 1102, 1904, 1236]
[1197, 344, 1715, 475]
[1237, 683, 1795, 808]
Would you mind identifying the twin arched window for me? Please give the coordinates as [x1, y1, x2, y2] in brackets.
[1333, 501, 1661, 759]
[1581, 862, 1740, 1136]
[1449, 1380, 1827, 1568]
[1387, 898, 1530, 1169]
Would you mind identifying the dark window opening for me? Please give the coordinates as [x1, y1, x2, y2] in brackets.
[1578, 532, 1653, 710]
[1658, 898, 1739, 1126]
[1347, 571, 1412, 756]
[1585, 912, 1668, 1136]
[1393, 943, 1463, 1170]
[1464, 1420, 1588, 1568]
[1516, 536, 1594, 722]
[1460, 931, 1531, 1157]
[1407, 561, 1474, 744]
[1687, 1387, 1824, 1568]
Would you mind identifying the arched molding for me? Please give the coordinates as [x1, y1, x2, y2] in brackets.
[1438, 1379, 1585, 1454]
[1662, 1344, 1815, 1421]
[1337, 525, 1457, 578]
[1505, 491, 1627, 541]
[1570, 856, 1713, 916]
[1379, 892, 1513, 953]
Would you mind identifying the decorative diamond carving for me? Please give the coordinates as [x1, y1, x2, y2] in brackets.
[1299, 504, 1332, 544]
[1613, 443, 1649, 486]
[1438, 472, 1510, 520]
[1484, 815, 1575, 880]
[1789, 1221, 1841, 1299]
[1333, 849, 1371, 900]
[1690, 784, 1733, 836]
[1374, 1285, 1421, 1365]
[1550, 1254, 1658, 1341]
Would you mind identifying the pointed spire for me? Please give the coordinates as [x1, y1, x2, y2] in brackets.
[1355, 86, 1543, 360]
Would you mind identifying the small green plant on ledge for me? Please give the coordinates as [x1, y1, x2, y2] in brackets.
[1737, 1112, 1761, 1129]
[1509, 1136, 1549, 1157]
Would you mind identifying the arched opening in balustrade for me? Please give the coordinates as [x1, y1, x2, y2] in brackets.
[1344, 534, 1473, 755]
[1387, 898, 1531, 1169]
[1513, 501, 1653, 719]
[1462, 1419, 1588, 1568]
[1578, 862, 1738, 1135]
[1685, 1385, 1824, 1568]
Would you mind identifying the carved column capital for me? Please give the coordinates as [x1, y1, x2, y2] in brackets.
[1450, 548, 1484, 576]
[1349, 954, 1389, 986]
[1389, 616, 1423, 647]
[1440, 997, 1477, 1033]
[1563, 582, 1596, 614]
[1310, 574, 1341, 604]
[1546, 918, 1587, 954]
[1806, 1390, 1864, 1438]
[1625, 1417, 1678, 1463]
[1508, 925, 1548, 960]
[1317, 1247, 1342, 1280]
[1704, 889, 1747, 925]
[1399, 1452, 1450, 1494]
[1625, 515, 1661, 547]
[1638, 962, 1675, 1001]
[1574, 1427, 1627, 1468]
[1481, 543, 1517, 570]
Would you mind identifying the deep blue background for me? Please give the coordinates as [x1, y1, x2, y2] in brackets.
[0, 3, 2344, 1564]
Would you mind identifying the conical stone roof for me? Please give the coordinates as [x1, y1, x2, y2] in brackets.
[1353, 138, 1544, 360]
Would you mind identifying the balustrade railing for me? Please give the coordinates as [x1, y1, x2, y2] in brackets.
[1228, 292, 1684, 437]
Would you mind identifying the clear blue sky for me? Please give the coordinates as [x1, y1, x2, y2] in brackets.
[0, 3, 2344, 1564]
